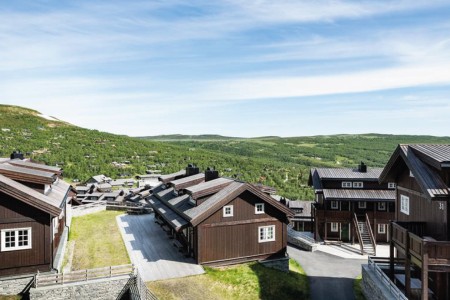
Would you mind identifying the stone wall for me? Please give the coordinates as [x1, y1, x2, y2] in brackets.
[288, 228, 317, 252]
[259, 257, 290, 273]
[0, 275, 34, 295]
[361, 264, 399, 300]
[29, 275, 132, 300]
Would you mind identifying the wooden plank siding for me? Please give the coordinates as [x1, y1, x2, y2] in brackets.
[0, 192, 52, 276]
[197, 191, 287, 264]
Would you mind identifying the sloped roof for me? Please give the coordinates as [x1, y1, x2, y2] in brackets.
[0, 174, 62, 216]
[8, 159, 62, 175]
[0, 163, 56, 185]
[379, 144, 450, 199]
[322, 189, 395, 202]
[311, 167, 382, 180]
[158, 170, 186, 184]
[168, 173, 205, 190]
[184, 177, 233, 199]
[148, 196, 189, 231]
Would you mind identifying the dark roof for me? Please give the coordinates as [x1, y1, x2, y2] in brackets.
[158, 170, 186, 184]
[184, 177, 233, 199]
[148, 196, 189, 231]
[0, 164, 56, 185]
[168, 173, 205, 190]
[322, 189, 395, 202]
[8, 159, 62, 175]
[311, 167, 383, 181]
[380, 144, 450, 199]
[0, 174, 62, 216]
[286, 200, 313, 217]
[308, 169, 323, 191]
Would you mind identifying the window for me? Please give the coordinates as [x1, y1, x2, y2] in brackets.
[258, 225, 275, 242]
[255, 203, 265, 214]
[378, 224, 386, 234]
[353, 182, 364, 188]
[400, 195, 409, 215]
[331, 201, 338, 209]
[388, 182, 396, 189]
[378, 202, 386, 211]
[1, 228, 32, 252]
[358, 201, 367, 209]
[342, 181, 352, 188]
[331, 222, 339, 232]
[223, 205, 233, 217]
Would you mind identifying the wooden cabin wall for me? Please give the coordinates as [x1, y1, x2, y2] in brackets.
[0, 192, 51, 276]
[197, 191, 287, 264]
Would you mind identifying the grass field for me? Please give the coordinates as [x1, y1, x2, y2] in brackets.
[354, 275, 366, 300]
[147, 259, 309, 300]
[68, 210, 130, 270]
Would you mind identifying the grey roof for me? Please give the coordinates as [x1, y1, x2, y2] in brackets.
[312, 167, 383, 180]
[322, 189, 395, 202]
[286, 200, 312, 217]
[380, 144, 450, 199]
[47, 179, 71, 207]
[148, 197, 189, 231]
[158, 170, 186, 183]
[184, 177, 233, 199]
[169, 173, 204, 189]
[0, 163, 56, 182]
[8, 159, 62, 173]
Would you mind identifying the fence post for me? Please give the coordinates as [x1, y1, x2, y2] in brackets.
[85, 269, 88, 281]
[34, 272, 38, 288]
[110, 266, 112, 278]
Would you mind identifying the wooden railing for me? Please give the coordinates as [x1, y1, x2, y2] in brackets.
[365, 213, 377, 256]
[35, 264, 134, 288]
[367, 257, 408, 300]
[353, 213, 364, 254]
[427, 240, 450, 266]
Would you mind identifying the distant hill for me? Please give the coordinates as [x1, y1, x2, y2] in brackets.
[2, 104, 450, 200]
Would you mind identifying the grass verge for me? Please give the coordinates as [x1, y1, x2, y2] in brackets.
[147, 259, 309, 300]
[354, 275, 366, 300]
[68, 210, 130, 270]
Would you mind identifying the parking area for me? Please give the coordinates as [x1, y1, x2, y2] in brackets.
[116, 213, 204, 281]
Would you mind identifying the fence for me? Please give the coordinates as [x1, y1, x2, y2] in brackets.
[35, 264, 134, 288]
[367, 257, 408, 300]
[135, 269, 158, 300]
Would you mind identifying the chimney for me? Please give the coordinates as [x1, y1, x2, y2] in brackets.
[10, 150, 24, 160]
[358, 162, 367, 173]
[186, 164, 200, 176]
[205, 167, 219, 182]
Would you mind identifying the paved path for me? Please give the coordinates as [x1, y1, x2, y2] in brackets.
[288, 246, 365, 300]
[116, 213, 204, 281]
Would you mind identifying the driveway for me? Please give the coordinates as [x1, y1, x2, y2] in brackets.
[288, 246, 365, 300]
[116, 213, 204, 281]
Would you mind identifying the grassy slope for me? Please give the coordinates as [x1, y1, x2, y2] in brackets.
[147, 259, 309, 300]
[68, 211, 130, 270]
[354, 275, 366, 300]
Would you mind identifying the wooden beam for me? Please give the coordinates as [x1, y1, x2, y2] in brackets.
[201, 217, 278, 228]
[422, 242, 429, 300]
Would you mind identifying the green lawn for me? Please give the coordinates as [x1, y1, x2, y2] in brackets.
[0, 296, 21, 300]
[354, 275, 366, 300]
[68, 210, 130, 270]
[147, 259, 309, 300]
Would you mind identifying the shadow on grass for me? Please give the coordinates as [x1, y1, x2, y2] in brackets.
[250, 262, 309, 300]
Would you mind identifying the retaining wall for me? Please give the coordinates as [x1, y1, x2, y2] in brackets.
[362, 264, 397, 300]
[259, 257, 290, 273]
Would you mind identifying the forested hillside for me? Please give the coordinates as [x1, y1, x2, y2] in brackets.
[2, 105, 450, 200]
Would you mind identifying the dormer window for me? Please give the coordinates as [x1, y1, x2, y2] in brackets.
[388, 182, 396, 189]
[255, 203, 265, 214]
[353, 182, 363, 188]
[223, 205, 233, 217]
[342, 182, 352, 188]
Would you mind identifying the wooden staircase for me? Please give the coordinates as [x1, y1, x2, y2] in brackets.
[353, 213, 376, 256]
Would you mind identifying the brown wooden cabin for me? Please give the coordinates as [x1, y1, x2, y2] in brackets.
[309, 162, 395, 253]
[0, 156, 70, 277]
[148, 167, 293, 266]
[377, 144, 450, 300]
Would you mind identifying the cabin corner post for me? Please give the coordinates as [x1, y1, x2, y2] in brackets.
[389, 221, 394, 280]
[421, 241, 429, 300]
[405, 228, 411, 299]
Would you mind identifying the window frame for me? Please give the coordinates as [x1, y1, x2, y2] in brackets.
[342, 181, 352, 188]
[255, 203, 265, 214]
[388, 182, 396, 189]
[330, 222, 339, 232]
[400, 195, 409, 215]
[1, 227, 32, 252]
[258, 225, 275, 243]
[358, 201, 367, 209]
[378, 224, 386, 234]
[223, 205, 234, 217]
[378, 202, 386, 211]
[353, 182, 364, 188]
[330, 200, 339, 210]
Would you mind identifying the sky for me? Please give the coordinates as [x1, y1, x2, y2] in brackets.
[1, 0, 450, 137]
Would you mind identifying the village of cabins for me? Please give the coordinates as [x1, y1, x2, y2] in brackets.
[0, 145, 449, 299]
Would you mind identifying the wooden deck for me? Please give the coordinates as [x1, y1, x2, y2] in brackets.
[116, 213, 204, 281]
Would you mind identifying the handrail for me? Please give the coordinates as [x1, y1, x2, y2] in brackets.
[365, 213, 377, 256]
[353, 213, 364, 254]
[367, 257, 408, 300]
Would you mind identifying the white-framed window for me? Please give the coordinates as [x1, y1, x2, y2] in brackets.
[342, 181, 352, 188]
[400, 195, 409, 215]
[331, 201, 338, 210]
[358, 201, 367, 209]
[223, 205, 233, 217]
[255, 203, 265, 214]
[331, 222, 339, 232]
[1, 228, 32, 252]
[409, 171, 414, 178]
[258, 225, 275, 242]
[378, 202, 386, 211]
[378, 224, 386, 234]
[353, 182, 364, 188]
[388, 182, 396, 189]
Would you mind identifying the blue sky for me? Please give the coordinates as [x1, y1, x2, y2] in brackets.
[1, 0, 450, 137]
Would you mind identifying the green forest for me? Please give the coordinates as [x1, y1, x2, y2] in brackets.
[2, 105, 450, 200]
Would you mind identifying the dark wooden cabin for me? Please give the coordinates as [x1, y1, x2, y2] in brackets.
[309, 162, 395, 254]
[148, 167, 293, 266]
[0, 157, 70, 277]
[377, 144, 450, 300]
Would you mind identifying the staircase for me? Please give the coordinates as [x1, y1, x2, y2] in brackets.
[353, 213, 376, 256]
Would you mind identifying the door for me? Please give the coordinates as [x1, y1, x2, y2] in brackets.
[341, 223, 350, 242]
[358, 222, 366, 234]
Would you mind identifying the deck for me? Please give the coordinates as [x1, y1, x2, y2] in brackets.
[116, 213, 204, 281]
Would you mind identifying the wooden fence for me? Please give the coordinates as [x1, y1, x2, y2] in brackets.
[35, 264, 134, 288]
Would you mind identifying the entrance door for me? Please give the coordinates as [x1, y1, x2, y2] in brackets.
[341, 223, 350, 242]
